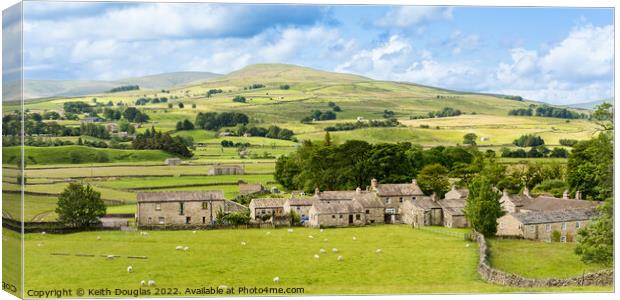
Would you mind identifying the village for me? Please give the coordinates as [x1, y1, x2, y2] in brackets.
[135, 167, 600, 243]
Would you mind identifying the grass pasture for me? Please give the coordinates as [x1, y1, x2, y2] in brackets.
[19, 226, 609, 294]
[487, 239, 606, 279]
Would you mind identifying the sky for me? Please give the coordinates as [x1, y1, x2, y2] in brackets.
[11, 1, 615, 104]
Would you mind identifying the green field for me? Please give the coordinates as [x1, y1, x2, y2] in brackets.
[18, 226, 609, 294]
[488, 239, 606, 279]
[3, 146, 171, 165]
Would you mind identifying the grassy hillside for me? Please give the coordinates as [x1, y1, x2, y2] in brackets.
[2, 146, 171, 165]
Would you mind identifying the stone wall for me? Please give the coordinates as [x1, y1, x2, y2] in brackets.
[474, 232, 613, 287]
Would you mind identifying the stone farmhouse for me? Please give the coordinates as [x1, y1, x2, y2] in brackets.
[136, 191, 243, 226]
[496, 188, 600, 242]
[283, 198, 315, 223]
[249, 198, 288, 220]
[308, 201, 366, 227]
[208, 165, 244, 175]
[370, 178, 425, 223]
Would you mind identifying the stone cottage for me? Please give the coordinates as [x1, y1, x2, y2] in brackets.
[283, 198, 316, 224]
[401, 196, 443, 228]
[208, 165, 244, 175]
[307, 201, 366, 228]
[351, 188, 385, 224]
[370, 178, 425, 223]
[136, 191, 227, 226]
[249, 198, 287, 220]
[496, 208, 598, 242]
[437, 197, 468, 228]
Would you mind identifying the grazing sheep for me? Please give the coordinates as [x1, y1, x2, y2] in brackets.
[140, 231, 149, 236]
[96, 236, 101, 240]
[240, 241, 247, 246]
[41, 231, 46, 235]
[352, 236, 357, 241]
[287, 229, 294, 233]
[337, 255, 344, 262]
[175, 245, 184, 251]
[183, 246, 189, 251]
[140, 280, 146, 286]
[375, 249, 382, 254]
[465, 244, 470, 248]
[320, 229, 324, 233]
[273, 276, 280, 284]
[319, 248, 326, 253]
[147, 280, 156, 287]
[332, 248, 338, 253]
[266, 231, 271, 235]
[313, 254, 320, 260]
[308, 235, 314, 239]
[192, 230, 197, 234]
[127, 266, 133, 273]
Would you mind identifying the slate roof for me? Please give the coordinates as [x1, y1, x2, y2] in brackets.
[137, 191, 224, 203]
[375, 182, 424, 196]
[446, 188, 469, 199]
[437, 198, 467, 216]
[352, 192, 385, 208]
[224, 200, 249, 213]
[250, 198, 288, 209]
[409, 197, 442, 210]
[315, 191, 358, 201]
[311, 201, 365, 214]
[512, 208, 598, 225]
[285, 198, 316, 206]
[523, 196, 600, 212]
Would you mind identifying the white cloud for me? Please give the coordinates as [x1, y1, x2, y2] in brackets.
[376, 6, 452, 27]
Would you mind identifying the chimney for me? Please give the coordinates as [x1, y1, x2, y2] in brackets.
[502, 189, 508, 197]
[575, 191, 582, 200]
[412, 179, 417, 185]
[355, 187, 361, 194]
[431, 192, 437, 202]
[562, 190, 569, 200]
[314, 187, 320, 196]
[523, 186, 530, 198]
[371, 178, 378, 189]
[451, 185, 456, 191]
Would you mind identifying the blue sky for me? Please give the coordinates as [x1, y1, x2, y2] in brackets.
[17, 1, 614, 104]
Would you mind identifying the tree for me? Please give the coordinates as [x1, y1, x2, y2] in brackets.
[591, 102, 613, 131]
[567, 133, 612, 200]
[55, 182, 106, 228]
[416, 163, 450, 198]
[575, 200, 613, 266]
[464, 176, 505, 237]
[178, 102, 184, 109]
[463, 133, 478, 146]
[324, 131, 332, 146]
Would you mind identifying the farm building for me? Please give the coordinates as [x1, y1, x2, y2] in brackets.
[239, 183, 265, 196]
[496, 208, 598, 242]
[437, 197, 468, 228]
[208, 165, 244, 175]
[370, 178, 425, 223]
[307, 201, 366, 228]
[500, 189, 599, 214]
[136, 191, 230, 226]
[401, 196, 443, 228]
[249, 198, 288, 220]
[351, 188, 385, 224]
[164, 157, 182, 166]
[283, 198, 316, 224]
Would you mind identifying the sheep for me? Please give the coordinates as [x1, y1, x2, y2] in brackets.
[273, 276, 280, 284]
[140, 231, 149, 236]
[287, 229, 294, 233]
[192, 230, 197, 234]
[183, 246, 189, 251]
[332, 248, 338, 253]
[319, 248, 326, 253]
[375, 249, 382, 254]
[313, 254, 320, 260]
[337, 255, 344, 262]
[320, 229, 324, 233]
[147, 280, 156, 287]
[240, 241, 247, 246]
[175, 245, 184, 251]
[465, 244, 470, 248]
[127, 266, 133, 273]
[352, 236, 357, 241]
[41, 231, 46, 235]
[308, 235, 314, 239]
[140, 280, 146, 286]
[266, 231, 271, 235]
[96, 236, 101, 240]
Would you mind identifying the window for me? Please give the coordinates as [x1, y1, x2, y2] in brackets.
[365, 210, 370, 214]
[385, 198, 391, 204]
[576, 221, 581, 229]
[545, 224, 551, 232]
[370, 220, 375, 224]
[202, 202, 209, 209]
[296, 207, 300, 210]
[158, 217, 165, 224]
[332, 215, 336, 219]
[560, 236, 567, 243]
[147, 217, 152, 224]
[155, 203, 161, 211]
[179, 202, 184, 215]
[185, 217, 191, 224]
[356, 214, 361, 220]
[561, 222, 567, 231]
[528, 225, 535, 233]
[386, 208, 396, 214]
[339, 215, 343, 219]
[202, 217, 206, 224]
[399, 197, 403, 203]
[412, 196, 417, 200]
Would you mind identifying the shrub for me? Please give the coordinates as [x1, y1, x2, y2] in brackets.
[551, 230, 562, 242]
